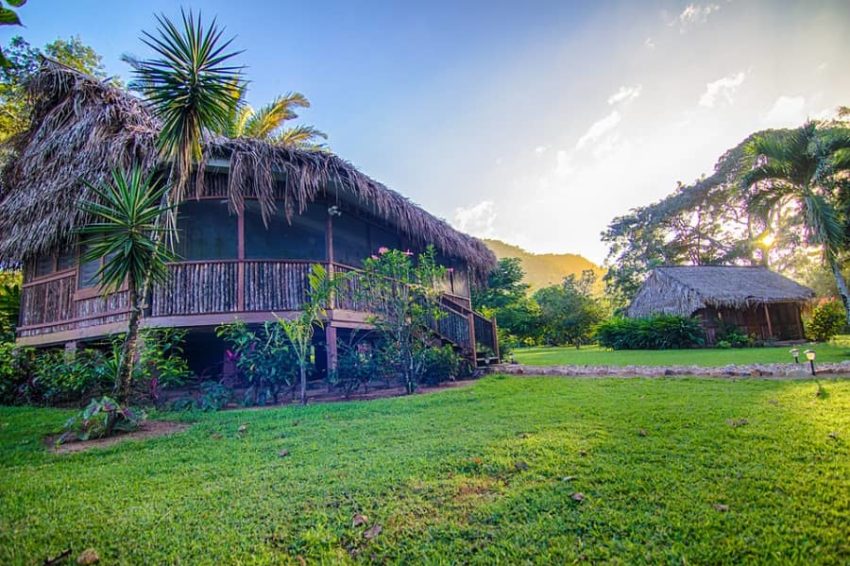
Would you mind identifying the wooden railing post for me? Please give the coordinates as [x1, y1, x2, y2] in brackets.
[467, 310, 477, 361]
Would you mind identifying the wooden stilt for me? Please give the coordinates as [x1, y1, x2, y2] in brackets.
[763, 303, 773, 338]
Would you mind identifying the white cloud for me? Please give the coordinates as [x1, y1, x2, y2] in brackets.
[698, 71, 746, 107]
[452, 200, 497, 237]
[534, 145, 548, 154]
[762, 95, 807, 127]
[607, 85, 642, 106]
[644, 37, 656, 49]
[675, 3, 721, 32]
[576, 110, 621, 149]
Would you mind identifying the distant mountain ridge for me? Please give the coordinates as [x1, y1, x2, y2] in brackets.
[483, 239, 605, 293]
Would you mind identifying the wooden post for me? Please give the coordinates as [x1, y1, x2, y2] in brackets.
[236, 206, 245, 311]
[326, 212, 335, 309]
[325, 325, 338, 373]
[467, 311, 477, 366]
[795, 303, 805, 340]
[763, 303, 773, 338]
[491, 316, 500, 362]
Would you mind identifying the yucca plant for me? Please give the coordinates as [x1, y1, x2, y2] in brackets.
[77, 167, 175, 403]
[131, 9, 243, 205]
[742, 122, 850, 323]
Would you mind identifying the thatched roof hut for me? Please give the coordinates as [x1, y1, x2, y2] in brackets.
[0, 61, 496, 274]
[627, 266, 815, 342]
[627, 266, 815, 318]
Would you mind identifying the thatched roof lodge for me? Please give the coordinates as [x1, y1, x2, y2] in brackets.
[627, 266, 814, 343]
[0, 62, 498, 372]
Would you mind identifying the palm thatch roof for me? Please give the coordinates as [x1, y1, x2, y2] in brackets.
[0, 61, 496, 274]
[626, 266, 814, 318]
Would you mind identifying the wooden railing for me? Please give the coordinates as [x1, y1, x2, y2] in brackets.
[18, 259, 498, 364]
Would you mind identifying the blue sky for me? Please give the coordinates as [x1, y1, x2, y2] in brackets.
[8, 1, 850, 261]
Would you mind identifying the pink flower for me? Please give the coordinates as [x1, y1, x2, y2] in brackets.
[370, 255, 379, 260]
[403, 249, 413, 256]
[447, 268, 455, 273]
[378, 246, 390, 255]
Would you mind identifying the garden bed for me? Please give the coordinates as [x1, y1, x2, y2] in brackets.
[46, 420, 190, 454]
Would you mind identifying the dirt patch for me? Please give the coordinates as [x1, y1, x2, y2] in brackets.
[490, 362, 850, 380]
[46, 421, 190, 455]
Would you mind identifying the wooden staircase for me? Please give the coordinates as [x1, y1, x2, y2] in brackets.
[435, 295, 499, 368]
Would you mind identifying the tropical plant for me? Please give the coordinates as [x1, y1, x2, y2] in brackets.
[221, 85, 327, 149]
[273, 263, 339, 404]
[59, 396, 146, 444]
[742, 122, 850, 323]
[357, 246, 447, 394]
[595, 315, 704, 350]
[0, 342, 33, 404]
[216, 319, 299, 405]
[137, 328, 192, 402]
[0, 271, 21, 342]
[130, 9, 243, 207]
[30, 349, 116, 405]
[806, 301, 846, 342]
[77, 167, 175, 403]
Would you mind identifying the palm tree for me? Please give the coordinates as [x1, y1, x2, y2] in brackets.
[221, 85, 327, 149]
[742, 122, 850, 323]
[78, 167, 175, 403]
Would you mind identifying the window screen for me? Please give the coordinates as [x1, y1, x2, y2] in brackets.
[57, 248, 76, 271]
[78, 245, 99, 288]
[35, 254, 53, 277]
[244, 201, 327, 260]
[370, 225, 401, 254]
[176, 200, 238, 260]
[332, 214, 371, 267]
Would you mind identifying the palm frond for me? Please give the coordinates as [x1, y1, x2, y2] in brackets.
[243, 92, 310, 139]
[273, 124, 328, 149]
[77, 167, 177, 294]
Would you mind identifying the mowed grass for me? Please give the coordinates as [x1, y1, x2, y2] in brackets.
[1, 376, 849, 564]
[514, 338, 850, 367]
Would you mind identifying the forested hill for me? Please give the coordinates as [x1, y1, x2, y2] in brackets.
[483, 239, 605, 292]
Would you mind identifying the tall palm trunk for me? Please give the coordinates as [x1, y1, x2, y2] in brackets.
[115, 280, 141, 403]
[299, 363, 307, 405]
[829, 258, 850, 325]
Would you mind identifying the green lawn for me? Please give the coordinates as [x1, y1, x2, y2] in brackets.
[514, 338, 850, 367]
[1, 376, 849, 564]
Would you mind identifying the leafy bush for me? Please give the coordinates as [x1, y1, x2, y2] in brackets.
[30, 349, 115, 405]
[0, 343, 34, 404]
[59, 396, 145, 443]
[595, 315, 704, 350]
[421, 345, 461, 386]
[330, 336, 400, 396]
[806, 301, 846, 342]
[216, 320, 299, 405]
[716, 323, 754, 348]
[137, 328, 192, 402]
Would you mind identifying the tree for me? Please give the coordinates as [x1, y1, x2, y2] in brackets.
[742, 122, 850, 323]
[0, 0, 27, 68]
[77, 167, 175, 403]
[0, 35, 107, 143]
[221, 85, 327, 149]
[533, 270, 607, 348]
[273, 263, 338, 404]
[358, 247, 446, 394]
[473, 257, 541, 344]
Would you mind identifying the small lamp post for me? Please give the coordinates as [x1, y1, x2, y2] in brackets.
[804, 349, 816, 376]
[789, 348, 800, 364]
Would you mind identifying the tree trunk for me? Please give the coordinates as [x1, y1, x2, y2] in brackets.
[829, 258, 850, 325]
[299, 363, 307, 405]
[115, 281, 140, 404]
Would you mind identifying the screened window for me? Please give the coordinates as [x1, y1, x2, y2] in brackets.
[57, 248, 76, 271]
[78, 245, 100, 288]
[244, 201, 326, 260]
[176, 200, 238, 260]
[370, 225, 401, 254]
[34, 254, 53, 277]
[332, 214, 371, 266]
